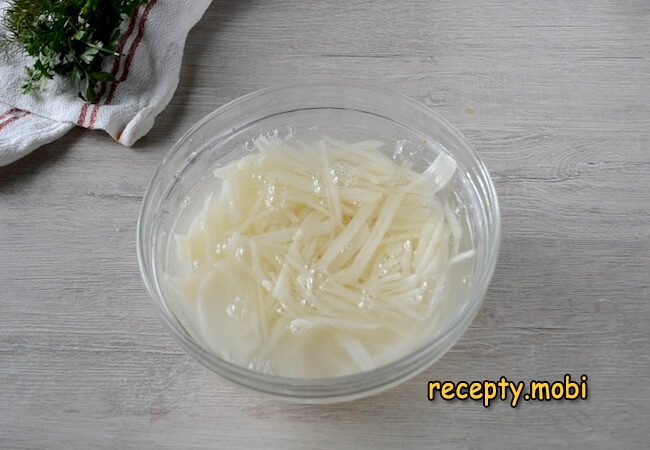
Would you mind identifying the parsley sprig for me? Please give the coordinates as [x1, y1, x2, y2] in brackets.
[1, 0, 149, 103]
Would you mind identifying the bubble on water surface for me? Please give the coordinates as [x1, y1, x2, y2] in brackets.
[378, 254, 400, 277]
[312, 173, 323, 195]
[357, 300, 373, 311]
[299, 265, 329, 295]
[330, 162, 358, 187]
[226, 295, 248, 320]
[358, 286, 377, 311]
[431, 276, 449, 305]
[248, 358, 274, 375]
[215, 237, 232, 254]
[288, 319, 314, 336]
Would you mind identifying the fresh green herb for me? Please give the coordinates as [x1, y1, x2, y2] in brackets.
[1, 0, 149, 103]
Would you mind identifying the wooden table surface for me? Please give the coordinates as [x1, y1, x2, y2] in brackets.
[2, 0, 649, 448]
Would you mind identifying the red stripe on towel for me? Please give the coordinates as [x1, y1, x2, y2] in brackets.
[104, 0, 158, 107]
[0, 110, 31, 132]
[0, 108, 20, 122]
[86, 4, 145, 128]
[89, 0, 158, 130]
[78, 1, 158, 129]
[76, 103, 90, 127]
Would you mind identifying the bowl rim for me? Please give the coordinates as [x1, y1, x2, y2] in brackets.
[137, 80, 501, 402]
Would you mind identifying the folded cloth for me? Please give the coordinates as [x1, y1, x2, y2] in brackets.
[0, 0, 212, 166]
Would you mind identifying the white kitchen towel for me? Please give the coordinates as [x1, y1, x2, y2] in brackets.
[0, 0, 212, 166]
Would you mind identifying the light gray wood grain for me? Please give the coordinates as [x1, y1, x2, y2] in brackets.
[1, 0, 649, 448]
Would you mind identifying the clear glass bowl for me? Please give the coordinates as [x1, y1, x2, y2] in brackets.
[137, 81, 500, 403]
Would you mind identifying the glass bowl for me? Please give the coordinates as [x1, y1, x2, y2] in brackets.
[137, 81, 500, 403]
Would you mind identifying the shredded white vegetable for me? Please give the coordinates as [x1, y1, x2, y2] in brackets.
[169, 134, 474, 378]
